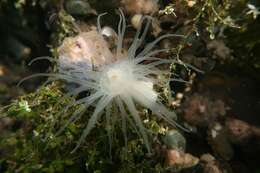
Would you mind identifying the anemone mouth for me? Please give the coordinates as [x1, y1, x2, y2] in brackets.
[99, 60, 135, 95]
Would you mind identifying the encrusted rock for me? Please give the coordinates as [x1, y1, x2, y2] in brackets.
[163, 129, 186, 151]
[200, 154, 224, 173]
[166, 149, 199, 169]
[65, 0, 96, 16]
[225, 118, 254, 144]
[58, 30, 114, 70]
[208, 123, 234, 160]
[182, 94, 226, 127]
[121, 0, 159, 15]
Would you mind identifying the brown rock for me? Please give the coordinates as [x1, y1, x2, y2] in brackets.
[166, 149, 199, 169]
[121, 0, 159, 15]
[226, 118, 254, 144]
[200, 154, 223, 173]
[182, 94, 226, 127]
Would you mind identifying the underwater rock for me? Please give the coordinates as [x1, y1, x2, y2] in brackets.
[182, 94, 226, 127]
[65, 0, 96, 16]
[58, 30, 115, 70]
[121, 0, 159, 15]
[225, 118, 260, 146]
[204, 163, 223, 173]
[207, 40, 233, 63]
[252, 125, 260, 138]
[163, 129, 186, 151]
[200, 154, 224, 173]
[200, 153, 216, 163]
[225, 118, 254, 144]
[208, 123, 234, 160]
[163, 130, 198, 171]
[166, 149, 199, 169]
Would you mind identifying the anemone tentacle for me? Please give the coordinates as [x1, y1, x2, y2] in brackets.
[116, 9, 126, 57]
[72, 95, 113, 153]
[97, 12, 108, 33]
[122, 95, 151, 153]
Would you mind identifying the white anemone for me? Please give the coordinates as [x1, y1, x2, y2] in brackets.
[20, 10, 189, 153]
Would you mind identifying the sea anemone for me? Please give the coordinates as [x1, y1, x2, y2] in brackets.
[20, 10, 190, 153]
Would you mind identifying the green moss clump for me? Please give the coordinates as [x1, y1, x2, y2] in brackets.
[0, 83, 171, 172]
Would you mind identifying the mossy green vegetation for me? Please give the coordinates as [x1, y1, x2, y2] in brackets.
[0, 83, 172, 172]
